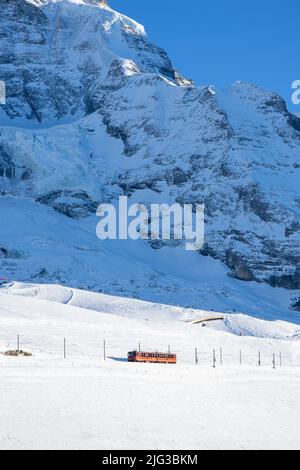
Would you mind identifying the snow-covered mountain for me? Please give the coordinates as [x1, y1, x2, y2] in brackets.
[1, 0, 300, 320]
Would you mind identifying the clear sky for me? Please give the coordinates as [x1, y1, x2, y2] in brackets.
[110, 0, 299, 113]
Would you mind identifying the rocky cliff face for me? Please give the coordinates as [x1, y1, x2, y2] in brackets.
[0, 0, 300, 317]
[0, 0, 184, 121]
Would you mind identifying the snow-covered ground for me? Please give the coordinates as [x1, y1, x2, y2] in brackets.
[0, 283, 299, 450]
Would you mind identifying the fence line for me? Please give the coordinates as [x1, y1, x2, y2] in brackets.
[0, 333, 296, 368]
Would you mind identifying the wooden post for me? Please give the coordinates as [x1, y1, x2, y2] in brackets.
[195, 348, 198, 365]
[63, 338, 66, 359]
[17, 334, 20, 352]
[103, 340, 106, 361]
[273, 353, 276, 369]
[239, 350, 242, 366]
[220, 348, 223, 366]
[258, 351, 261, 367]
[279, 352, 282, 367]
[213, 349, 216, 368]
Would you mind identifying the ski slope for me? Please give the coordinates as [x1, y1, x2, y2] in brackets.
[0, 283, 299, 450]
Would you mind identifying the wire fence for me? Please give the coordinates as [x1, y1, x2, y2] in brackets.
[1, 333, 299, 369]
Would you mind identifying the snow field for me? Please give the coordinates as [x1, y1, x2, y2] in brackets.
[0, 284, 299, 449]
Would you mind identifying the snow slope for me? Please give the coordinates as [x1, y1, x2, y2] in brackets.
[2, 281, 300, 338]
[0, 285, 299, 450]
[1, 196, 300, 323]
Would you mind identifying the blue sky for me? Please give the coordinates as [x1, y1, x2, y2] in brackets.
[110, 0, 299, 112]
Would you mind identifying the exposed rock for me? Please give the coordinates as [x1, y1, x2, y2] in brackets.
[291, 298, 300, 312]
[270, 271, 300, 290]
[226, 251, 255, 282]
[37, 191, 98, 219]
[0, 0, 299, 303]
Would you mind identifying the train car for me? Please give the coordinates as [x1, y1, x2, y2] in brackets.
[128, 350, 177, 364]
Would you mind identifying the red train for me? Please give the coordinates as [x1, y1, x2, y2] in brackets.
[128, 350, 177, 364]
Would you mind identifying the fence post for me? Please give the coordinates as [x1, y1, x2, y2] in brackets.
[258, 351, 261, 367]
[220, 348, 223, 366]
[279, 352, 282, 367]
[213, 349, 216, 368]
[195, 348, 198, 365]
[273, 353, 276, 369]
[239, 350, 242, 366]
[103, 340, 106, 361]
[17, 334, 20, 352]
[63, 338, 66, 359]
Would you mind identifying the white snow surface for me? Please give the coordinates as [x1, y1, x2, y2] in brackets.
[0, 283, 300, 450]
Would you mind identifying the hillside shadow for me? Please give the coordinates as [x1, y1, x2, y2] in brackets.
[108, 356, 128, 362]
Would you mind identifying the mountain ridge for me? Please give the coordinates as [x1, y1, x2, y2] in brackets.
[0, 0, 300, 318]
